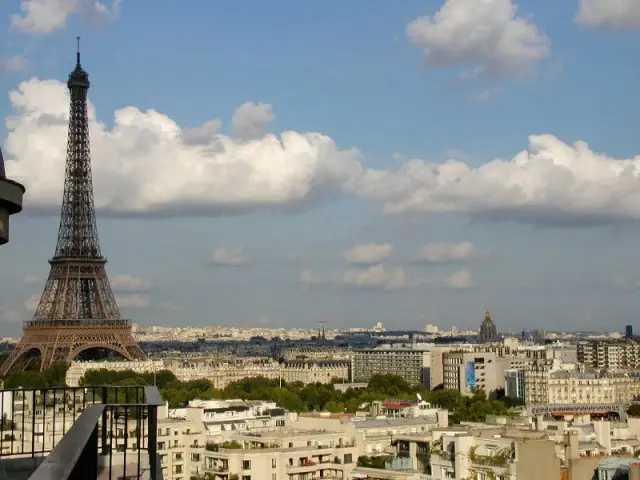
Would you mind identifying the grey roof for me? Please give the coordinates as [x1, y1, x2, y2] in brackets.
[356, 417, 438, 429]
[597, 457, 636, 470]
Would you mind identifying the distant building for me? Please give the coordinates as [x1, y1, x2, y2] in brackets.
[577, 339, 640, 370]
[504, 368, 526, 400]
[478, 310, 499, 343]
[626, 325, 634, 340]
[352, 348, 431, 387]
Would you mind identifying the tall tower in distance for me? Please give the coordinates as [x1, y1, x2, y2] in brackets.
[1, 39, 145, 375]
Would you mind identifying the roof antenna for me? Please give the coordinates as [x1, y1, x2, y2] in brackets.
[76, 36, 81, 65]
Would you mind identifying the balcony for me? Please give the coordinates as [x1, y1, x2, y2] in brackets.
[0, 145, 25, 245]
[0, 385, 164, 480]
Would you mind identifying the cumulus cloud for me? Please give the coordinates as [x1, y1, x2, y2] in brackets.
[117, 294, 151, 309]
[111, 274, 153, 293]
[413, 242, 484, 264]
[11, 0, 120, 35]
[110, 274, 153, 309]
[0, 56, 28, 75]
[342, 264, 415, 292]
[353, 134, 640, 227]
[575, 0, 640, 30]
[231, 102, 275, 140]
[24, 293, 41, 313]
[4, 79, 363, 217]
[406, 0, 549, 78]
[343, 243, 394, 265]
[302, 264, 476, 292]
[444, 268, 475, 290]
[211, 247, 251, 266]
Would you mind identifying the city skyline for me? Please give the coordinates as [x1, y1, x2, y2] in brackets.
[0, 0, 639, 334]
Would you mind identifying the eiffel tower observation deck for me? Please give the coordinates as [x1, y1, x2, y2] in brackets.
[0, 145, 25, 245]
[0, 40, 145, 376]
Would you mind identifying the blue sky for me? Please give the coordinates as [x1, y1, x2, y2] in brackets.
[0, 0, 639, 335]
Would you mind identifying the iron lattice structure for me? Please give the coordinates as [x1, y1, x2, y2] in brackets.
[1, 44, 145, 375]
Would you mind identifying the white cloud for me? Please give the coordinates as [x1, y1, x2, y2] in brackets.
[117, 294, 151, 309]
[353, 134, 640, 227]
[414, 242, 483, 264]
[4, 79, 363, 217]
[0, 56, 28, 75]
[24, 293, 40, 312]
[110, 274, 153, 309]
[343, 243, 394, 265]
[11, 0, 120, 35]
[300, 269, 320, 285]
[473, 88, 503, 103]
[111, 274, 153, 293]
[231, 102, 275, 140]
[575, 0, 640, 30]
[406, 0, 549, 78]
[444, 268, 475, 289]
[211, 247, 251, 266]
[342, 264, 415, 292]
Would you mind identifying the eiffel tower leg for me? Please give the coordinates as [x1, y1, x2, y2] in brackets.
[0, 343, 42, 376]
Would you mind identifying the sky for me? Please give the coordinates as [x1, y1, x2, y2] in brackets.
[1, 0, 640, 335]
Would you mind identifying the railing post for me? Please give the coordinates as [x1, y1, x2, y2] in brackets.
[148, 404, 158, 480]
[100, 386, 107, 454]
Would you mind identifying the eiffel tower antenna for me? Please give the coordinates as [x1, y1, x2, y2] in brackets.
[1, 40, 145, 375]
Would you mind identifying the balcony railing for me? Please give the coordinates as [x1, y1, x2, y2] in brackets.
[0, 385, 164, 480]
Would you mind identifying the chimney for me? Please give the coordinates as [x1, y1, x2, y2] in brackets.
[564, 431, 579, 460]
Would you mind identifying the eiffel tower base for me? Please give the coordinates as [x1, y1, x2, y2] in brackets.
[0, 325, 145, 376]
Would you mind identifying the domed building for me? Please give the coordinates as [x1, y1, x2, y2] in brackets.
[478, 309, 499, 343]
[0, 145, 25, 245]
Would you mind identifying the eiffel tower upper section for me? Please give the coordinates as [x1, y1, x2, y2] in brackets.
[29, 39, 125, 326]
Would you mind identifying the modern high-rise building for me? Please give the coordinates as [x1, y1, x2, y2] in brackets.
[504, 368, 526, 400]
[352, 347, 431, 387]
[626, 325, 634, 340]
[577, 339, 640, 371]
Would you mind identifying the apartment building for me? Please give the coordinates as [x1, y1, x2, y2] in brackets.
[545, 369, 640, 405]
[281, 346, 352, 361]
[442, 351, 526, 397]
[66, 359, 166, 386]
[202, 429, 358, 480]
[157, 413, 206, 480]
[281, 360, 349, 384]
[577, 340, 640, 370]
[352, 348, 431, 387]
[504, 369, 526, 400]
[174, 399, 287, 437]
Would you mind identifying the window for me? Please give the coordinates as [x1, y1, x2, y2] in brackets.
[191, 453, 200, 462]
[242, 460, 251, 470]
[344, 454, 353, 464]
[242, 476, 251, 480]
[272, 475, 276, 480]
[272, 459, 276, 468]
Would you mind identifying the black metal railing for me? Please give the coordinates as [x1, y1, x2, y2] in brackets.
[0, 385, 163, 480]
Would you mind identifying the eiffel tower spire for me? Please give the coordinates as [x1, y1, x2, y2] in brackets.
[1, 40, 145, 375]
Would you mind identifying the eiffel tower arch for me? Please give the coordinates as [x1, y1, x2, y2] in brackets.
[0, 39, 145, 376]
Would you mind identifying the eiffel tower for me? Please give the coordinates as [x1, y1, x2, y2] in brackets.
[0, 40, 145, 375]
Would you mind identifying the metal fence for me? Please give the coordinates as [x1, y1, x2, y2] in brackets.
[0, 385, 164, 480]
